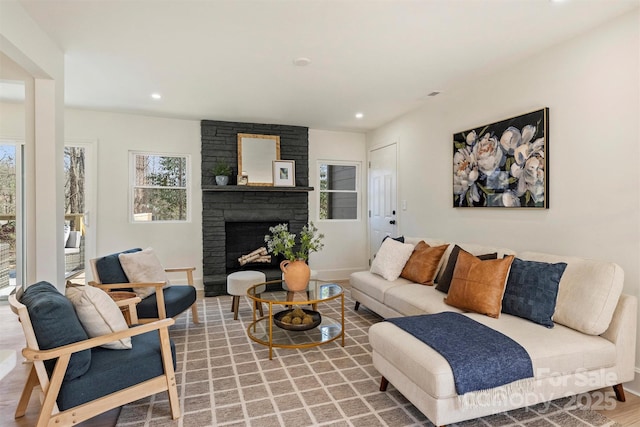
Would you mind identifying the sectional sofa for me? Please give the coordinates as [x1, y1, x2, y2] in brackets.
[350, 237, 637, 426]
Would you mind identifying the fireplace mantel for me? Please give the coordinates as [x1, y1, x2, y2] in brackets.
[202, 186, 314, 193]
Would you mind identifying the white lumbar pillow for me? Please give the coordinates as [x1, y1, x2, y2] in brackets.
[118, 247, 170, 299]
[66, 285, 132, 350]
[370, 237, 415, 281]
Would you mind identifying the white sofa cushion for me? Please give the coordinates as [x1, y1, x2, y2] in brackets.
[384, 284, 463, 316]
[519, 251, 624, 335]
[351, 270, 412, 303]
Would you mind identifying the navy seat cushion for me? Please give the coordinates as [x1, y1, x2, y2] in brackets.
[502, 258, 567, 328]
[20, 281, 91, 381]
[56, 330, 176, 411]
[95, 248, 142, 285]
[137, 285, 197, 319]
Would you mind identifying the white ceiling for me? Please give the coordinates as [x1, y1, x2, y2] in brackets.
[16, 0, 640, 131]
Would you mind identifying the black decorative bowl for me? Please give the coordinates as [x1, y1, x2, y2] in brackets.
[274, 309, 321, 331]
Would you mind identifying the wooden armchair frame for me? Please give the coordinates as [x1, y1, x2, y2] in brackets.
[9, 293, 180, 427]
[89, 258, 199, 324]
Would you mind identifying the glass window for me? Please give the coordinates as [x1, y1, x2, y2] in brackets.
[319, 162, 359, 220]
[64, 145, 86, 275]
[131, 152, 189, 222]
[0, 143, 17, 299]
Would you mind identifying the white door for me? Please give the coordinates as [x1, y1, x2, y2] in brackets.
[368, 143, 398, 263]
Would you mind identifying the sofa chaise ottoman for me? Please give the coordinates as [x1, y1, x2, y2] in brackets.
[351, 237, 637, 426]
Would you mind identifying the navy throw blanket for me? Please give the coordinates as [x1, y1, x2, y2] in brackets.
[387, 312, 533, 395]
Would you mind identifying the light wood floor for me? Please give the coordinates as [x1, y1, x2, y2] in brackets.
[1, 299, 638, 427]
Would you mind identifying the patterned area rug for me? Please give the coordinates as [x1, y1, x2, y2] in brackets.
[116, 292, 620, 427]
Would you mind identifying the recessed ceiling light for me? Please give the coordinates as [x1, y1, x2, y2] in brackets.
[151, 93, 162, 100]
[355, 112, 364, 119]
[293, 57, 312, 67]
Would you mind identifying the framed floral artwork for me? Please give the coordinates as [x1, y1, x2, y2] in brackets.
[453, 108, 549, 208]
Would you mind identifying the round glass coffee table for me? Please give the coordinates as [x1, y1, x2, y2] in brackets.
[246, 280, 344, 359]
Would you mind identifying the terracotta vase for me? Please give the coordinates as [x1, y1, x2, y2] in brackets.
[280, 259, 311, 292]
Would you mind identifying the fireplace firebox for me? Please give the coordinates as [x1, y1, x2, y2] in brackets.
[225, 221, 285, 274]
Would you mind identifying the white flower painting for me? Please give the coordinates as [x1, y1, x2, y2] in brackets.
[452, 108, 548, 208]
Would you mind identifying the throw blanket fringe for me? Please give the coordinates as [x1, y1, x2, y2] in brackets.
[458, 377, 536, 409]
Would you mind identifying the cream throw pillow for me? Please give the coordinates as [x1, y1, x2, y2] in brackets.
[519, 251, 624, 335]
[370, 237, 415, 281]
[66, 285, 132, 350]
[119, 247, 170, 299]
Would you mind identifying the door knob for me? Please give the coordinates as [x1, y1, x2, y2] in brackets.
[389, 220, 396, 225]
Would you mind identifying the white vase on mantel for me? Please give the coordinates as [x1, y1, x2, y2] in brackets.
[216, 175, 229, 186]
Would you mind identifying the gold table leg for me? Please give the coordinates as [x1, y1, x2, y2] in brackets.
[341, 293, 345, 346]
[268, 302, 273, 360]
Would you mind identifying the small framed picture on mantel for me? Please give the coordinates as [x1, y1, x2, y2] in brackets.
[273, 160, 295, 187]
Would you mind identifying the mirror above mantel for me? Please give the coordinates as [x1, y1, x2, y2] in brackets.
[237, 133, 281, 186]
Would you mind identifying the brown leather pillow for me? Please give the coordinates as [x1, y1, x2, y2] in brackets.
[444, 251, 515, 318]
[400, 242, 449, 285]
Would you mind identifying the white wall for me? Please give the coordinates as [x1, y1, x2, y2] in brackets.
[65, 111, 369, 287]
[308, 129, 369, 280]
[0, 0, 65, 289]
[64, 109, 204, 286]
[367, 9, 640, 392]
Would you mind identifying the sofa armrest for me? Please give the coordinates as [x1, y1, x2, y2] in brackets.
[601, 293, 637, 383]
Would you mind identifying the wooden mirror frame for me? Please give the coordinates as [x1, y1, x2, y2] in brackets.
[237, 134, 281, 186]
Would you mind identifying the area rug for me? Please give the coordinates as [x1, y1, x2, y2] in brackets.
[116, 292, 621, 427]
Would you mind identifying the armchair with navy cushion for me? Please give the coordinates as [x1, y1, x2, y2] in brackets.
[89, 247, 199, 324]
[10, 281, 180, 426]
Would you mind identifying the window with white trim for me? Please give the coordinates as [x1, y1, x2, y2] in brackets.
[130, 152, 190, 222]
[318, 162, 359, 220]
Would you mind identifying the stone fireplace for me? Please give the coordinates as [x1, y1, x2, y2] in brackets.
[201, 120, 311, 296]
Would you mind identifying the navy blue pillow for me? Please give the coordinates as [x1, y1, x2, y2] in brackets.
[502, 258, 567, 328]
[20, 281, 91, 381]
[95, 248, 142, 284]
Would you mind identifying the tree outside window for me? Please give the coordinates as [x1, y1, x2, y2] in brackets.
[132, 153, 189, 222]
[65, 146, 85, 217]
[0, 145, 16, 268]
[319, 162, 358, 220]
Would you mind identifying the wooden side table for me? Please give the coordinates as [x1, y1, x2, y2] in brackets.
[108, 291, 140, 325]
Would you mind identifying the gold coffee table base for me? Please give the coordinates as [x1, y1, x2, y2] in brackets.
[246, 280, 345, 359]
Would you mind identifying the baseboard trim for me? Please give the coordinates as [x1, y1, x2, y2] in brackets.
[315, 267, 363, 282]
[623, 367, 640, 396]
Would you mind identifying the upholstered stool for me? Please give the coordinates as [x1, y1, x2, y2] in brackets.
[227, 270, 266, 320]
